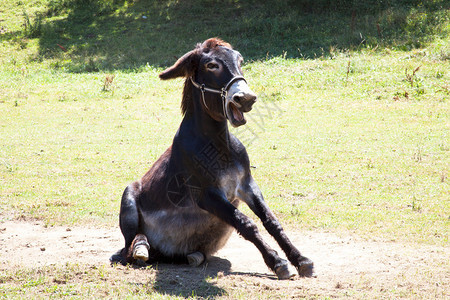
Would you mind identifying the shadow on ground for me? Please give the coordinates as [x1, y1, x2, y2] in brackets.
[2, 0, 448, 71]
[151, 257, 231, 298]
[149, 256, 276, 298]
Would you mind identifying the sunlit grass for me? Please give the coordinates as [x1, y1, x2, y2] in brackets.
[1, 44, 448, 246]
[239, 49, 448, 243]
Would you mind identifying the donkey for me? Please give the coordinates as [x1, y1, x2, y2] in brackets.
[110, 38, 314, 279]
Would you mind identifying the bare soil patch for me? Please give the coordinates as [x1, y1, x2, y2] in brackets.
[0, 221, 448, 298]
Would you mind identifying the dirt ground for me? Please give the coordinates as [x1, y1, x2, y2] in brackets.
[0, 220, 448, 299]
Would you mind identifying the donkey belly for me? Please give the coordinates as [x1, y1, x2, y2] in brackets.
[142, 207, 234, 257]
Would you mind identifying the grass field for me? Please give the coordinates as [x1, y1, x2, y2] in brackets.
[0, 0, 449, 298]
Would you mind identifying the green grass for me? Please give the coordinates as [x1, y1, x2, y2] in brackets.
[0, 1, 449, 298]
[0, 67, 181, 226]
[1, 45, 448, 244]
[1, 0, 449, 241]
[243, 50, 449, 244]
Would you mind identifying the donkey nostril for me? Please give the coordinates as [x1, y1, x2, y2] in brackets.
[232, 92, 256, 104]
[233, 95, 242, 103]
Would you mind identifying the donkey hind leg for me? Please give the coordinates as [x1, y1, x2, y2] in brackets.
[199, 188, 295, 280]
[130, 234, 150, 261]
[125, 233, 150, 267]
[110, 183, 143, 265]
[245, 178, 315, 277]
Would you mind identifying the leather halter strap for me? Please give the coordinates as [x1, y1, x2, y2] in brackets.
[190, 76, 246, 98]
[190, 76, 246, 111]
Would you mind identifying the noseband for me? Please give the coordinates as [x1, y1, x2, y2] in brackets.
[190, 75, 246, 117]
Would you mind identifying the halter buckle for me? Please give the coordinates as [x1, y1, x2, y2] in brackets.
[220, 88, 227, 100]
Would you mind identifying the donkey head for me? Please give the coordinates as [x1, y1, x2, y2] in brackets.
[159, 38, 257, 127]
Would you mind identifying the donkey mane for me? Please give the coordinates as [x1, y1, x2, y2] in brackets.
[180, 38, 232, 116]
[181, 79, 194, 116]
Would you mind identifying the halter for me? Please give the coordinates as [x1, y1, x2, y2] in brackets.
[190, 75, 246, 119]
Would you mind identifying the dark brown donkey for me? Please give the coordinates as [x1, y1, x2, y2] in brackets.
[110, 38, 314, 279]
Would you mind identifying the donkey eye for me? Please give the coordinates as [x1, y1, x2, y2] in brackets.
[237, 59, 244, 74]
[206, 62, 219, 70]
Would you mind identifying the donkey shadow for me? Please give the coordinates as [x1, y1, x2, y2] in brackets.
[147, 256, 276, 298]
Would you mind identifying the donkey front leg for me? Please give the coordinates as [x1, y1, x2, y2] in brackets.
[199, 187, 295, 280]
[241, 177, 315, 277]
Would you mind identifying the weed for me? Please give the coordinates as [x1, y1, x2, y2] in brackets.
[366, 159, 375, 169]
[3, 162, 17, 173]
[410, 196, 422, 212]
[343, 59, 352, 85]
[405, 66, 421, 88]
[440, 171, 447, 183]
[22, 10, 42, 38]
[438, 85, 449, 95]
[290, 203, 302, 218]
[102, 74, 115, 92]
[413, 145, 424, 162]
[393, 89, 409, 101]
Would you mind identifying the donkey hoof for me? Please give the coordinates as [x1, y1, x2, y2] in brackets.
[275, 263, 296, 280]
[187, 252, 205, 267]
[297, 257, 315, 278]
[133, 244, 149, 261]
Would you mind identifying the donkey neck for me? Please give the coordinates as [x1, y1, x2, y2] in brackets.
[182, 88, 231, 145]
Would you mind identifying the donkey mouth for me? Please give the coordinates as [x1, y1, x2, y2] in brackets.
[227, 101, 247, 127]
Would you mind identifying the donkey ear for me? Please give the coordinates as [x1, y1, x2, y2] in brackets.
[159, 50, 198, 80]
